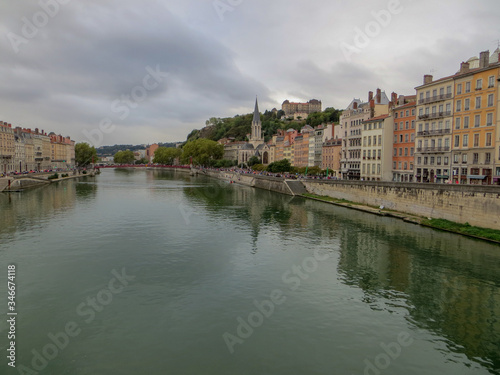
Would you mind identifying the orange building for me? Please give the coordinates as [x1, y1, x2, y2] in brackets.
[391, 95, 417, 182]
[452, 50, 499, 184]
[146, 144, 159, 163]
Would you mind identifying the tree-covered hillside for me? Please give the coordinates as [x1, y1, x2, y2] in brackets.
[186, 107, 341, 143]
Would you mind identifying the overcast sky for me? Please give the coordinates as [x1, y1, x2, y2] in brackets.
[0, 0, 499, 146]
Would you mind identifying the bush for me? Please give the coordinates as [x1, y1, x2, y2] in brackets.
[82, 171, 87, 175]
[48, 173, 59, 180]
[252, 164, 266, 171]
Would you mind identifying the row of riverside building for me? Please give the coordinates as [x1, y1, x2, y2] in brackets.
[220, 48, 500, 185]
[0, 122, 75, 174]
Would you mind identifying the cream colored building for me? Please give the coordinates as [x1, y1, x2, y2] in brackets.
[414, 75, 454, 183]
[361, 115, 394, 181]
[0, 122, 15, 174]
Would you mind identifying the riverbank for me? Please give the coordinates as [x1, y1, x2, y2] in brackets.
[199, 169, 500, 245]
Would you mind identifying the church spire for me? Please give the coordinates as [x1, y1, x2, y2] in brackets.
[253, 97, 260, 124]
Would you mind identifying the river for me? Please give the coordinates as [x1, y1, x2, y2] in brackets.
[0, 168, 499, 374]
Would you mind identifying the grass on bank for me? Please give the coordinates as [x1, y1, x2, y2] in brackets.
[421, 218, 500, 242]
[302, 193, 374, 208]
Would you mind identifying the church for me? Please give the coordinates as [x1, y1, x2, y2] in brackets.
[236, 98, 270, 166]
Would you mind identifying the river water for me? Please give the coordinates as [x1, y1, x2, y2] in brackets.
[0, 168, 499, 375]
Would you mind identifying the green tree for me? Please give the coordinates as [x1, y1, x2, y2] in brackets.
[75, 142, 98, 167]
[113, 150, 135, 164]
[182, 139, 224, 166]
[266, 159, 292, 173]
[153, 147, 182, 165]
[247, 155, 261, 167]
[135, 158, 149, 165]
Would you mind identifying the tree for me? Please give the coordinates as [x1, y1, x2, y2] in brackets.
[182, 139, 224, 166]
[153, 147, 182, 165]
[247, 155, 261, 167]
[75, 142, 98, 167]
[266, 159, 292, 173]
[113, 150, 135, 164]
[135, 158, 149, 165]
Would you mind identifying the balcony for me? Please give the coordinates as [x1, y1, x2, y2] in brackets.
[418, 93, 452, 105]
[418, 111, 452, 120]
[417, 128, 451, 136]
[416, 146, 450, 153]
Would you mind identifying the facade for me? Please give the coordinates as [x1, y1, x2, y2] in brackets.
[414, 75, 454, 183]
[0, 122, 15, 174]
[322, 138, 342, 176]
[452, 51, 499, 184]
[282, 99, 322, 116]
[313, 125, 325, 167]
[341, 89, 390, 180]
[146, 144, 159, 163]
[392, 96, 417, 182]
[361, 115, 394, 181]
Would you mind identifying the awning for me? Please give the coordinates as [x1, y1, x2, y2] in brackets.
[435, 175, 449, 179]
[467, 175, 487, 180]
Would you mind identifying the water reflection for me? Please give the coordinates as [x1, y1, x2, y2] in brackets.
[182, 176, 500, 373]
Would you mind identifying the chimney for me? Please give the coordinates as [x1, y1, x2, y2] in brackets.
[391, 92, 397, 104]
[459, 62, 469, 74]
[370, 99, 375, 118]
[376, 88, 381, 104]
[398, 95, 405, 105]
[479, 50, 489, 68]
[368, 91, 373, 101]
[353, 102, 358, 110]
[424, 75, 433, 85]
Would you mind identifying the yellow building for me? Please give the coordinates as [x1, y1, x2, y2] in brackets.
[0, 122, 15, 174]
[452, 51, 499, 184]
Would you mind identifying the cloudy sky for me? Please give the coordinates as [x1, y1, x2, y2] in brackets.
[0, 0, 499, 146]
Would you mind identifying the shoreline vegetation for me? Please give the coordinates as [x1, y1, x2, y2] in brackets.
[301, 193, 500, 244]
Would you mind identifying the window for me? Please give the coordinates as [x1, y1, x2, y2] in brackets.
[445, 138, 450, 148]
[464, 99, 470, 110]
[474, 114, 480, 127]
[377, 164, 380, 174]
[455, 118, 461, 129]
[406, 110, 409, 117]
[398, 162, 402, 170]
[373, 136, 377, 146]
[476, 79, 482, 90]
[464, 117, 469, 129]
[432, 89, 437, 98]
[430, 157, 435, 165]
[412, 109, 415, 116]
[399, 148, 403, 156]
[446, 86, 451, 94]
[488, 94, 494, 107]
[437, 156, 442, 165]
[400, 111, 403, 118]
[463, 134, 469, 147]
[417, 157, 422, 164]
[411, 134, 415, 142]
[393, 148, 397, 156]
[418, 123, 423, 132]
[456, 100, 461, 111]
[411, 120, 415, 129]
[418, 140, 422, 148]
[465, 81, 471, 93]
[457, 83, 462, 95]
[445, 120, 450, 129]
[394, 123, 398, 130]
[393, 135, 397, 144]
[395, 112, 398, 118]
[411, 148, 414, 156]
[473, 153, 479, 164]
[404, 162, 408, 170]
[404, 148, 408, 156]
[378, 135, 381, 145]
[400, 135, 403, 143]
[378, 150, 381, 158]
[372, 164, 376, 174]
[368, 137, 371, 146]
[454, 154, 459, 163]
[486, 133, 492, 147]
[476, 97, 481, 109]
[419, 108, 423, 116]
[432, 106, 436, 114]
[488, 76, 495, 88]
[405, 121, 409, 130]
[419, 93, 424, 101]
[363, 137, 367, 146]
[424, 157, 428, 165]
[454, 135, 460, 147]
[486, 153, 491, 164]
[444, 157, 448, 165]
[462, 154, 467, 163]
[405, 134, 409, 142]
[362, 164, 365, 173]
[473, 134, 479, 147]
